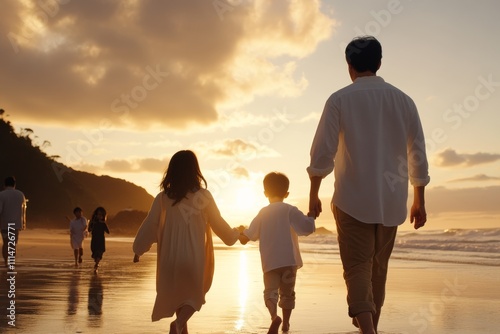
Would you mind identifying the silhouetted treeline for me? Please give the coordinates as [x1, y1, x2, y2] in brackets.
[0, 116, 153, 232]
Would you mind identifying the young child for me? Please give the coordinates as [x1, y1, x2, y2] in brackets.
[133, 150, 240, 334]
[239, 172, 315, 334]
[88, 207, 110, 272]
[69, 207, 88, 266]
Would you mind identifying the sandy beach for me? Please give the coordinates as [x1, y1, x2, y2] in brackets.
[1, 229, 499, 334]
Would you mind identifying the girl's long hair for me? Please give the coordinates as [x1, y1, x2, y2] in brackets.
[160, 150, 207, 205]
[91, 207, 107, 222]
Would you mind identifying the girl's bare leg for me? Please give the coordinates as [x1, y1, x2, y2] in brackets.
[172, 305, 195, 333]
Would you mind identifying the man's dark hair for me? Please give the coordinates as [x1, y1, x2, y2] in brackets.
[4, 176, 16, 187]
[345, 36, 382, 73]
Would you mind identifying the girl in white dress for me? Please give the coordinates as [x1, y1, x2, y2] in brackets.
[133, 150, 239, 334]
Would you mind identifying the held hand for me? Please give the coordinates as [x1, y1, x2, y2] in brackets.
[238, 233, 249, 245]
[308, 196, 322, 218]
[133, 254, 140, 263]
[410, 203, 427, 230]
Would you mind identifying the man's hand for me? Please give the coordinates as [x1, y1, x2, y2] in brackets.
[308, 197, 322, 218]
[410, 186, 427, 229]
[410, 203, 427, 229]
[308, 176, 323, 218]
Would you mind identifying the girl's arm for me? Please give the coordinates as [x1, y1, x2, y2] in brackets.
[204, 191, 239, 246]
[133, 193, 162, 256]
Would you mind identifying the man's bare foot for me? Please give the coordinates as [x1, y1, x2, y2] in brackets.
[282, 321, 290, 332]
[267, 316, 282, 334]
[169, 321, 178, 334]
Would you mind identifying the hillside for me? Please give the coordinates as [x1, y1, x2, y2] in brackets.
[0, 116, 153, 231]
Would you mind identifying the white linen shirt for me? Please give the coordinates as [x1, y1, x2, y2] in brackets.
[0, 187, 27, 230]
[307, 76, 430, 226]
[243, 202, 315, 273]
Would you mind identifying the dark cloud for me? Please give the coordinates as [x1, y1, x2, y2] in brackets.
[425, 186, 500, 214]
[435, 148, 500, 167]
[1, 0, 333, 129]
[78, 157, 168, 173]
[449, 174, 500, 183]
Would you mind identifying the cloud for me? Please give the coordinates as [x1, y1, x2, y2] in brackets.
[71, 136, 277, 174]
[75, 156, 169, 173]
[425, 186, 500, 214]
[435, 148, 500, 167]
[206, 138, 279, 160]
[449, 174, 500, 183]
[1, 0, 334, 129]
[231, 166, 250, 179]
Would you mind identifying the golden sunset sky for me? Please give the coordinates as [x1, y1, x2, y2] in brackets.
[2, 0, 499, 231]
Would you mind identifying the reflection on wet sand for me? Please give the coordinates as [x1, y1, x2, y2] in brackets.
[0, 254, 157, 334]
[88, 273, 103, 316]
[67, 271, 80, 315]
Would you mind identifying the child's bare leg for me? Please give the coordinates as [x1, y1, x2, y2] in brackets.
[265, 299, 278, 319]
[73, 249, 78, 265]
[265, 299, 281, 334]
[282, 308, 292, 331]
[355, 312, 377, 334]
[78, 248, 83, 263]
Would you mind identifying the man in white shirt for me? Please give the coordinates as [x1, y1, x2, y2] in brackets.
[0, 176, 27, 267]
[307, 36, 430, 334]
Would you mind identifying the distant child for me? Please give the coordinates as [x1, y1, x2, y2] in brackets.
[69, 207, 88, 266]
[133, 150, 240, 334]
[239, 172, 315, 334]
[88, 207, 110, 272]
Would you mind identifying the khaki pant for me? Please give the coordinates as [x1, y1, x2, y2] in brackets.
[263, 266, 297, 310]
[333, 205, 397, 317]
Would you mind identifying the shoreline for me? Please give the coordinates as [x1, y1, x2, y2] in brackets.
[1, 229, 499, 333]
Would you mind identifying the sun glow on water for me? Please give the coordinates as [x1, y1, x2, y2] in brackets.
[235, 250, 249, 331]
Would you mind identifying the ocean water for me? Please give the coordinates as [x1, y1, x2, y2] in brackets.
[297, 228, 500, 267]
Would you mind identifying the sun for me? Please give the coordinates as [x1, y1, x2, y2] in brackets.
[235, 185, 266, 214]
[218, 178, 268, 225]
[236, 186, 258, 211]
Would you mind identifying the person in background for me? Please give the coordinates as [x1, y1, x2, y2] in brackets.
[0, 176, 27, 267]
[88, 206, 109, 272]
[69, 207, 88, 266]
[239, 172, 315, 334]
[133, 150, 240, 334]
[307, 36, 430, 334]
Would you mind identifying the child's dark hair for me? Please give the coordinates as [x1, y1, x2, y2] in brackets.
[263, 172, 289, 198]
[345, 35, 382, 73]
[73, 207, 82, 214]
[160, 150, 207, 205]
[91, 207, 107, 221]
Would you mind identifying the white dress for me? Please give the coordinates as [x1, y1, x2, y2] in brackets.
[133, 189, 239, 321]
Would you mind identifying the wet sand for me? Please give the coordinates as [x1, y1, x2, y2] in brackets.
[1, 229, 499, 333]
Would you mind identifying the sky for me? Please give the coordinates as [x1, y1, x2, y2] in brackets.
[1, 0, 499, 231]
